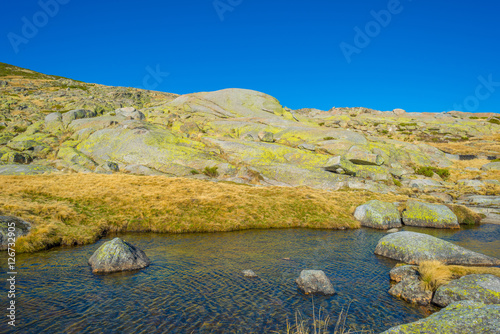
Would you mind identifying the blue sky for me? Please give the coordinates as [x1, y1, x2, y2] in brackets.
[1, 0, 499, 113]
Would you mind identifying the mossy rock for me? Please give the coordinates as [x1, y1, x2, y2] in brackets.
[354, 200, 401, 229]
[88, 237, 150, 273]
[433, 274, 500, 307]
[375, 231, 500, 266]
[381, 301, 500, 334]
[0, 216, 31, 250]
[402, 200, 459, 229]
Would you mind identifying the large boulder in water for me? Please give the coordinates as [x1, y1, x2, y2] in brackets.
[374, 231, 500, 266]
[433, 274, 500, 307]
[402, 200, 459, 229]
[295, 270, 335, 295]
[88, 238, 150, 273]
[354, 200, 401, 229]
[380, 301, 500, 334]
[0, 216, 31, 250]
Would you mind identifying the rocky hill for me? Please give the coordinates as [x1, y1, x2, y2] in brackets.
[1, 62, 499, 198]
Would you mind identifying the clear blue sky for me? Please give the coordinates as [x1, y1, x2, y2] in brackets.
[1, 0, 499, 113]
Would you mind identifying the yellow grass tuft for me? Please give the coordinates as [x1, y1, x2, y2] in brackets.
[418, 261, 500, 292]
[0, 174, 408, 253]
[418, 260, 453, 292]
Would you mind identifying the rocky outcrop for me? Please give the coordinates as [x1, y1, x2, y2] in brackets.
[433, 274, 500, 307]
[295, 270, 335, 295]
[381, 301, 500, 334]
[402, 200, 459, 229]
[354, 200, 401, 229]
[0, 216, 31, 250]
[88, 238, 150, 273]
[374, 231, 500, 265]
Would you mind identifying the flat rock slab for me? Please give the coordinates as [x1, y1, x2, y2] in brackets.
[88, 238, 150, 273]
[402, 200, 459, 229]
[296, 270, 335, 295]
[375, 231, 500, 265]
[433, 274, 500, 307]
[354, 200, 401, 230]
[380, 301, 500, 334]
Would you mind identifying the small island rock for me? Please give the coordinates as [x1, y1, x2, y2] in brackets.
[88, 237, 150, 273]
[296, 270, 335, 295]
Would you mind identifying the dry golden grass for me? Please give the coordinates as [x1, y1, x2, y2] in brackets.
[418, 261, 453, 292]
[418, 260, 500, 292]
[426, 134, 500, 156]
[0, 174, 407, 253]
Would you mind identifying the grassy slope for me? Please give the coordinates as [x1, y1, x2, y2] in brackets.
[0, 174, 407, 253]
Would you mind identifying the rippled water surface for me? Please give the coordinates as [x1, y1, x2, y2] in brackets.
[1, 225, 499, 333]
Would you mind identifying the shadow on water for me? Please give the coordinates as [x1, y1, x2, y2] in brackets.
[1, 225, 499, 333]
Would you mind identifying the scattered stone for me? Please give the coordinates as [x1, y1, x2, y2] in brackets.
[380, 301, 500, 334]
[481, 161, 500, 171]
[387, 228, 399, 233]
[88, 238, 150, 273]
[295, 270, 335, 295]
[258, 131, 274, 143]
[393, 108, 406, 115]
[374, 231, 500, 265]
[402, 200, 459, 229]
[324, 156, 357, 176]
[345, 145, 384, 166]
[354, 200, 402, 230]
[0, 216, 31, 250]
[115, 107, 145, 120]
[242, 269, 258, 278]
[62, 109, 97, 126]
[433, 274, 500, 307]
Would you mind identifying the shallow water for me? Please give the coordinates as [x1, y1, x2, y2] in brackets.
[1, 225, 499, 334]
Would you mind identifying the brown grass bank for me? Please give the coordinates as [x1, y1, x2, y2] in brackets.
[0, 174, 407, 253]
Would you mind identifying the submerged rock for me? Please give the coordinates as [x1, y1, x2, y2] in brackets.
[295, 270, 335, 295]
[433, 274, 500, 307]
[242, 269, 258, 278]
[0, 216, 31, 250]
[381, 301, 500, 334]
[354, 200, 401, 230]
[374, 231, 500, 265]
[88, 238, 150, 273]
[402, 200, 459, 229]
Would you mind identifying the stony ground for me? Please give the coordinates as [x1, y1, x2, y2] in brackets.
[1, 62, 499, 251]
